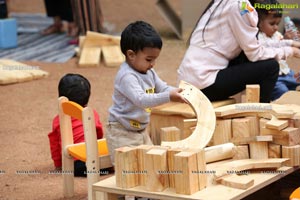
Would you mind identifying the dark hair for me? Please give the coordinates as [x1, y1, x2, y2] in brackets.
[255, 0, 282, 21]
[58, 73, 91, 107]
[120, 21, 162, 55]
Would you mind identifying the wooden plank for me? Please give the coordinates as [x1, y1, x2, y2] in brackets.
[83, 31, 121, 48]
[215, 103, 294, 119]
[214, 158, 289, 180]
[273, 91, 300, 106]
[92, 165, 296, 200]
[231, 135, 273, 145]
[78, 47, 101, 67]
[218, 174, 254, 190]
[101, 45, 125, 67]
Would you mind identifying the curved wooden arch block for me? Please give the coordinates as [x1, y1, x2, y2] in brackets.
[161, 81, 216, 149]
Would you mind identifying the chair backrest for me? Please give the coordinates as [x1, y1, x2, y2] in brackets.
[58, 96, 99, 200]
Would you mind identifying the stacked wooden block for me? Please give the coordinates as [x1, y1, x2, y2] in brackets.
[77, 31, 125, 68]
[212, 103, 300, 167]
[114, 145, 207, 195]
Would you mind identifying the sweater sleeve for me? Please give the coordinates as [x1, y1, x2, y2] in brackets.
[48, 116, 62, 168]
[119, 73, 170, 108]
[227, 1, 293, 61]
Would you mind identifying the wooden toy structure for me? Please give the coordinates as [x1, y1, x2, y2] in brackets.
[58, 97, 112, 200]
[91, 83, 300, 199]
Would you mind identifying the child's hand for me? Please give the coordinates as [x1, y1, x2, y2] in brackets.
[284, 30, 300, 40]
[169, 88, 187, 103]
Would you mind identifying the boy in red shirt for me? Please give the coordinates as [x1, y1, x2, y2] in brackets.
[48, 73, 103, 177]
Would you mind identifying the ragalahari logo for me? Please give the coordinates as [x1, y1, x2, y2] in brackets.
[240, 1, 254, 15]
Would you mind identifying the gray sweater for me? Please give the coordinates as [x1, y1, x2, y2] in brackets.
[109, 62, 173, 131]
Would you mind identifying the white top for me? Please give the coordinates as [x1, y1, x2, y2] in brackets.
[177, 0, 294, 89]
[258, 31, 293, 75]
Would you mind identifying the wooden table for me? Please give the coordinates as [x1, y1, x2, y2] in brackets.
[92, 164, 298, 200]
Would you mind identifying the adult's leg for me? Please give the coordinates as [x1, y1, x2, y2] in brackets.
[202, 59, 279, 103]
[42, 0, 63, 35]
[271, 79, 288, 101]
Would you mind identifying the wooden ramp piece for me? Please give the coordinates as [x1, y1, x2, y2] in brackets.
[101, 45, 125, 67]
[83, 31, 121, 48]
[78, 47, 101, 67]
[213, 158, 289, 180]
[161, 81, 216, 149]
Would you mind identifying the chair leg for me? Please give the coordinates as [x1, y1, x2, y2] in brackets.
[63, 156, 74, 197]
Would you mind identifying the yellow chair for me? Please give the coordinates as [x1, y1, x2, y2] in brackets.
[290, 187, 300, 200]
[58, 96, 111, 200]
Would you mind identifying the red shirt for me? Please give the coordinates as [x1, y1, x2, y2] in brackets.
[48, 110, 103, 167]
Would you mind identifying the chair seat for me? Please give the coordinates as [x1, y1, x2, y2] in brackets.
[67, 138, 109, 162]
[290, 187, 300, 200]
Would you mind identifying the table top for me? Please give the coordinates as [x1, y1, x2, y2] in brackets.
[93, 165, 297, 200]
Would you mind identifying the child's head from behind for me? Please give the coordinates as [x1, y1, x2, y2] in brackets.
[120, 21, 163, 74]
[58, 73, 91, 107]
[256, 0, 283, 37]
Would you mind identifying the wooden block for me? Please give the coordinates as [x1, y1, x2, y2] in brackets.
[261, 126, 300, 146]
[232, 118, 253, 138]
[145, 148, 168, 192]
[282, 145, 300, 167]
[268, 143, 281, 158]
[189, 148, 207, 190]
[266, 116, 288, 131]
[83, 31, 121, 48]
[233, 145, 249, 160]
[174, 151, 199, 195]
[115, 147, 138, 189]
[205, 143, 235, 163]
[160, 126, 181, 142]
[218, 174, 254, 190]
[78, 47, 101, 67]
[167, 148, 183, 188]
[246, 84, 260, 103]
[136, 145, 153, 186]
[213, 119, 232, 145]
[101, 45, 125, 67]
[249, 141, 269, 159]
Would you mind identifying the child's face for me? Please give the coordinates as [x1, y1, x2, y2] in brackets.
[259, 15, 281, 37]
[126, 47, 161, 74]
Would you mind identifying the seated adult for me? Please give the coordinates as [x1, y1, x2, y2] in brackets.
[177, 0, 300, 103]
